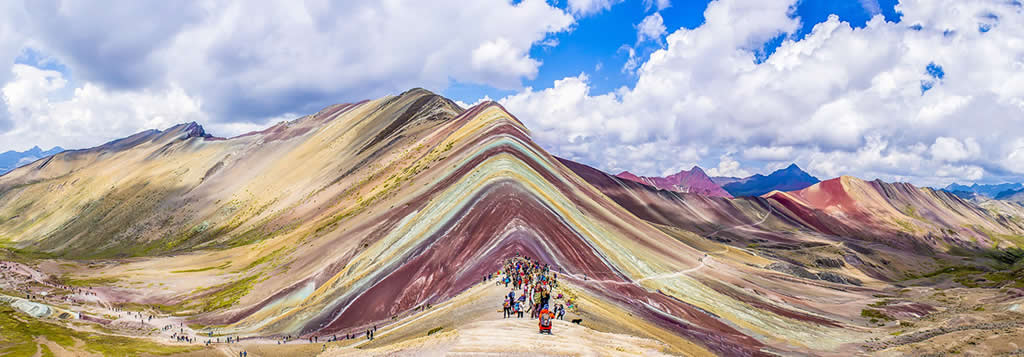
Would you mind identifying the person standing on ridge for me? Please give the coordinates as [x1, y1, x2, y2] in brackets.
[503, 297, 511, 318]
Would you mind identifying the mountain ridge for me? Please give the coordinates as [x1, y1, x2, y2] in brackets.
[0, 145, 64, 175]
[722, 163, 820, 197]
[615, 166, 733, 198]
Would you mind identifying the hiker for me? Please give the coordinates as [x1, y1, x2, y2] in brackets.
[557, 304, 566, 320]
[539, 304, 555, 334]
[515, 300, 524, 318]
[503, 297, 512, 318]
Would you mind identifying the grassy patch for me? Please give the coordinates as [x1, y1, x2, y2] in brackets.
[867, 299, 894, 308]
[242, 248, 285, 271]
[0, 305, 198, 356]
[427, 326, 443, 336]
[861, 308, 893, 321]
[919, 265, 984, 278]
[199, 274, 260, 313]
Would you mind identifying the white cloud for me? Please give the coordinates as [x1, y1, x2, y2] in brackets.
[643, 0, 672, 12]
[499, 0, 1024, 185]
[10, 0, 574, 115]
[930, 137, 980, 162]
[637, 13, 667, 43]
[859, 0, 882, 15]
[0, 0, 577, 152]
[707, 154, 752, 178]
[621, 46, 640, 74]
[471, 38, 543, 88]
[567, 0, 623, 16]
[1, 64, 209, 151]
[743, 146, 794, 161]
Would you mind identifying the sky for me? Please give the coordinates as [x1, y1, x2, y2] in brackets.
[0, 0, 1023, 187]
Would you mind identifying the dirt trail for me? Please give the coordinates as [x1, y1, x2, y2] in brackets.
[326, 310, 670, 356]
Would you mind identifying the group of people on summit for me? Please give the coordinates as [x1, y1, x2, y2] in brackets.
[490, 254, 572, 334]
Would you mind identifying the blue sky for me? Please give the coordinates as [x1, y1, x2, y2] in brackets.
[445, 0, 901, 104]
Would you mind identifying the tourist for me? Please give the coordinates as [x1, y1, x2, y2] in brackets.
[539, 304, 554, 334]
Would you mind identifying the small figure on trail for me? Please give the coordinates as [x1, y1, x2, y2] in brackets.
[538, 304, 555, 334]
[503, 298, 512, 318]
[557, 304, 566, 320]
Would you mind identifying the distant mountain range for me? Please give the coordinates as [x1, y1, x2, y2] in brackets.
[616, 166, 732, 198]
[994, 188, 1024, 202]
[720, 163, 820, 197]
[0, 146, 64, 175]
[617, 163, 820, 198]
[944, 182, 1023, 199]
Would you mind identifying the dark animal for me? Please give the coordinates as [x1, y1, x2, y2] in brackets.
[571, 318, 582, 325]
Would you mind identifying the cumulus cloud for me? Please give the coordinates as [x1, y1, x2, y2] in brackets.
[9, 0, 573, 117]
[930, 137, 980, 162]
[567, 0, 623, 16]
[643, 0, 672, 12]
[1, 64, 209, 151]
[707, 154, 752, 178]
[499, 0, 1024, 186]
[637, 13, 668, 43]
[0, 0, 577, 151]
[471, 38, 542, 88]
[743, 146, 795, 161]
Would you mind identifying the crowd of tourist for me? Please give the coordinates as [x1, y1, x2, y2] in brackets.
[491, 254, 575, 334]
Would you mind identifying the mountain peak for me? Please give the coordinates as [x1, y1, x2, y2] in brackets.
[171, 121, 211, 139]
[723, 163, 820, 197]
[615, 166, 732, 198]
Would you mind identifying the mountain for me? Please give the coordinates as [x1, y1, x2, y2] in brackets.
[995, 187, 1024, 202]
[765, 176, 1024, 249]
[944, 182, 1023, 198]
[569, 161, 1024, 277]
[3, 89, 1023, 355]
[615, 166, 733, 198]
[0, 146, 64, 175]
[722, 163, 819, 197]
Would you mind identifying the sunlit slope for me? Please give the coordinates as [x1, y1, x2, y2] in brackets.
[0, 89, 460, 257]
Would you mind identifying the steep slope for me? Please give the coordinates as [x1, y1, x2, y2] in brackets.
[765, 176, 1024, 249]
[723, 164, 819, 197]
[0, 146, 64, 175]
[0, 89, 892, 356]
[616, 166, 733, 198]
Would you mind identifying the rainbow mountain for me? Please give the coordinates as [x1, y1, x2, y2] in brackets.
[2, 89, 1024, 356]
